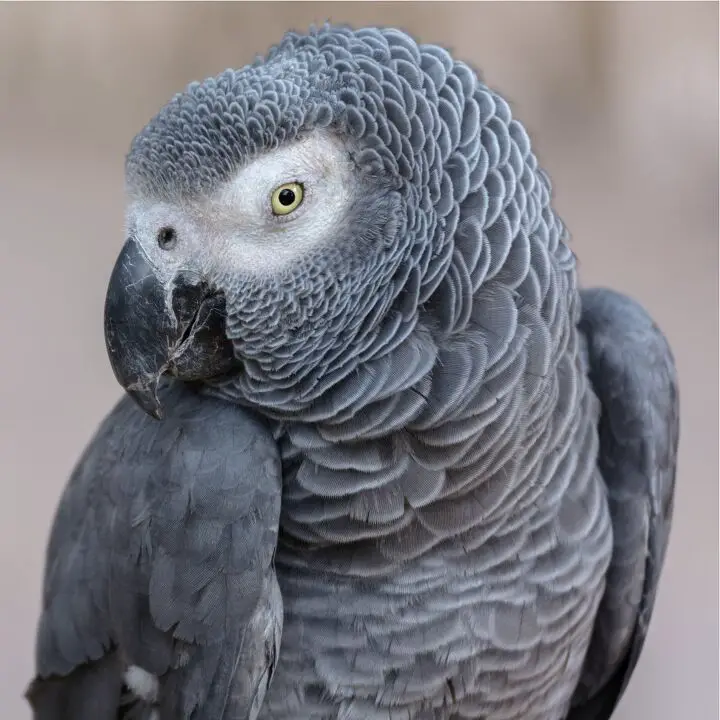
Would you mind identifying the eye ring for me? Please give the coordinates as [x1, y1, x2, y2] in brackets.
[157, 226, 177, 250]
[270, 182, 304, 216]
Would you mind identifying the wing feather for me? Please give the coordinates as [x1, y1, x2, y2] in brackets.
[28, 383, 282, 720]
[568, 288, 679, 719]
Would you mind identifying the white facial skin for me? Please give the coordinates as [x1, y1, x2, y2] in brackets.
[125, 131, 359, 289]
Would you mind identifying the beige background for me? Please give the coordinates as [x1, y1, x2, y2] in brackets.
[0, 2, 717, 718]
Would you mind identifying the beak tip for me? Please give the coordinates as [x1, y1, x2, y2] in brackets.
[126, 381, 164, 421]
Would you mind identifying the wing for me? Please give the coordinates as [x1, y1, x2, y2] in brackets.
[26, 395, 137, 719]
[27, 382, 283, 720]
[567, 288, 679, 720]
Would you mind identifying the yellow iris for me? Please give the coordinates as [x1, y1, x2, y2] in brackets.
[270, 182, 304, 216]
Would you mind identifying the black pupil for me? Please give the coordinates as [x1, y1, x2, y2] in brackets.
[278, 188, 296, 206]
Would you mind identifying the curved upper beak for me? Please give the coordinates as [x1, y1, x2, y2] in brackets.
[103, 238, 236, 419]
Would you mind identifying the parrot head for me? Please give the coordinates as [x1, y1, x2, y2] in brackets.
[104, 25, 531, 419]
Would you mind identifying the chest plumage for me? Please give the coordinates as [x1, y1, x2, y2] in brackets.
[260, 290, 613, 720]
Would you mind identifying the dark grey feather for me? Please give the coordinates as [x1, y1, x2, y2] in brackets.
[28, 382, 283, 719]
[25, 652, 124, 720]
[567, 287, 679, 719]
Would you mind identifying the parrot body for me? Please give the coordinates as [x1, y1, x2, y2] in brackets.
[28, 25, 678, 720]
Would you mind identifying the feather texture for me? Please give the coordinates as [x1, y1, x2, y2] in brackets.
[28, 384, 283, 720]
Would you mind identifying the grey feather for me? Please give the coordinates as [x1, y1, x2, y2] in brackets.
[567, 288, 679, 719]
[26, 652, 124, 720]
[28, 383, 283, 719]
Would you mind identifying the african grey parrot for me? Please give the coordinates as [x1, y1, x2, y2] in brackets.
[27, 24, 679, 720]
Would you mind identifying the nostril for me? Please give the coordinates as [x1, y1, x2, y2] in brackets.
[157, 226, 177, 250]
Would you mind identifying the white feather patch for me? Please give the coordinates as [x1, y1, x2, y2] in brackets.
[124, 665, 159, 703]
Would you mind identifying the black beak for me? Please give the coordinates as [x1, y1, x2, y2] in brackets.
[103, 238, 236, 419]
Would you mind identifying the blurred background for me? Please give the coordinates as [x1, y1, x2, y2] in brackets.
[0, 2, 717, 718]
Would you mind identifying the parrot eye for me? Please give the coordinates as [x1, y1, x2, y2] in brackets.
[270, 182, 304, 216]
[157, 226, 177, 250]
